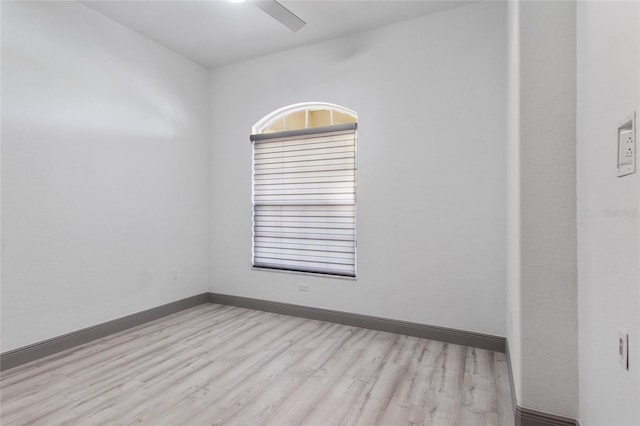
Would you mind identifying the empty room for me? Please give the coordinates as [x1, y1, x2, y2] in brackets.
[1, 0, 639, 425]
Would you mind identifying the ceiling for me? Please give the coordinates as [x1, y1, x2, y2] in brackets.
[81, 0, 475, 68]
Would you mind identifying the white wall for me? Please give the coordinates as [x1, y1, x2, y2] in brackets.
[577, 1, 640, 424]
[507, 0, 579, 418]
[1, 1, 211, 352]
[209, 2, 507, 337]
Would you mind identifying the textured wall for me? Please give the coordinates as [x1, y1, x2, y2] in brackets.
[577, 1, 640, 424]
[508, 0, 579, 418]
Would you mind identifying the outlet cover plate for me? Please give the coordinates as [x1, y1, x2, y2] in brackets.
[171, 267, 181, 281]
[617, 112, 636, 177]
[618, 331, 629, 370]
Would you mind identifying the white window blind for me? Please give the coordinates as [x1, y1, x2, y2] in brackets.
[251, 123, 357, 277]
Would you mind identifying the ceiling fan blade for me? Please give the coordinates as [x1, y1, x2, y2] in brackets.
[254, 0, 306, 32]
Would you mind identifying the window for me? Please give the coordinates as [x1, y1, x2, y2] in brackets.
[251, 103, 357, 277]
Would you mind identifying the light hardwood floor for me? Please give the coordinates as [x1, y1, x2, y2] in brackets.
[0, 304, 514, 426]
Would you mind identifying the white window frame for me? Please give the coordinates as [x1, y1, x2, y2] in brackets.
[252, 102, 358, 134]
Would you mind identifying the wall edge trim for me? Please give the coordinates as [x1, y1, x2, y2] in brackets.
[0, 293, 209, 371]
[207, 292, 505, 352]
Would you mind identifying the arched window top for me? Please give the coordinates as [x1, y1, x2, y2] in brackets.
[253, 102, 357, 135]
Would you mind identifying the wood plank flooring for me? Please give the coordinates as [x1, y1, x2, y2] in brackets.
[0, 304, 514, 425]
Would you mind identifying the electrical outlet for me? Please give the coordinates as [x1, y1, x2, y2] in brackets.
[170, 267, 181, 282]
[618, 332, 629, 370]
[617, 112, 636, 177]
[298, 283, 309, 292]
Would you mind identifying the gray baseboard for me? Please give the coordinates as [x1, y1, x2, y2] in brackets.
[0, 293, 209, 371]
[516, 406, 579, 426]
[506, 340, 579, 426]
[1, 291, 504, 370]
[208, 292, 505, 353]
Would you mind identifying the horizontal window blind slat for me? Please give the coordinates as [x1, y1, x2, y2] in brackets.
[254, 252, 354, 266]
[255, 236, 355, 249]
[254, 243, 355, 256]
[255, 178, 354, 187]
[256, 146, 354, 159]
[255, 246, 354, 260]
[254, 195, 355, 204]
[254, 243, 354, 255]
[255, 193, 354, 200]
[256, 233, 355, 240]
[255, 204, 355, 213]
[253, 259, 355, 275]
[255, 142, 355, 159]
[255, 169, 354, 181]
[254, 151, 355, 166]
[255, 223, 355, 231]
[255, 187, 354, 197]
[254, 164, 355, 176]
[253, 262, 355, 277]
[254, 157, 355, 172]
[255, 215, 355, 224]
[255, 202, 355, 207]
[254, 152, 355, 170]
[255, 226, 355, 236]
[255, 181, 354, 191]
[255, 171, 355, 179]
[255, 214, 354, 221]
[257, 213, 354, 222]
[254, 231, 354, 242]
[254, 143, 354, 158]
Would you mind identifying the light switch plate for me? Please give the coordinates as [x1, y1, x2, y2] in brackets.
[617, 112, 636, 177]
[618, 331, 629, 370]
